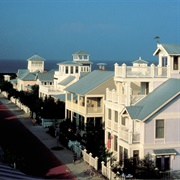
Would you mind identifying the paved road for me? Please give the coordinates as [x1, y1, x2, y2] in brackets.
[0, 100, 76, 179]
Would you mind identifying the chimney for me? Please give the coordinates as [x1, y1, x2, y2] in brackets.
[97, 63, 107, 70]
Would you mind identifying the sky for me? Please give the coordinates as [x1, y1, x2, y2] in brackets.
[0, 0, 179, 64]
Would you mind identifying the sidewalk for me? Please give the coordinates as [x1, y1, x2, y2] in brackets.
[0, 94, 105, 180]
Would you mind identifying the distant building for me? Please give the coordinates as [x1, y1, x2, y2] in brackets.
[39, 50, 93, 99]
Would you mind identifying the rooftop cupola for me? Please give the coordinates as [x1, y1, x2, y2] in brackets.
[132, 57, 148, 67]
[27, 54, 45, 72]
[72, 50, 90, 62]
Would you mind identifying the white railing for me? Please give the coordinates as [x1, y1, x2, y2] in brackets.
[119, 128, 140, 144]
[106, 89, 126, 104]
[115, 63, 170, 78]
[66, 100, 103, 114]
[82, 149, 98, 170]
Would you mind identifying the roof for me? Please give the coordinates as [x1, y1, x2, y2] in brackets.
[51, 94, 66, 101]
[0, 163, 42, 180]
[65, 70, 114, 95]
[58, 76, 75, 86]
[16, 69, 37, 81]
[153, 44, 180, 55]
[38, 70, 55, 81]
[72, 50, 90, 55]
[153, 149, 177, 155]
[57, 61, 82, 66]
[27, 54, 45, 61]
[132, 57, 148, 64]
[162, 44, 180, 54]
[126, 78, 180, 121]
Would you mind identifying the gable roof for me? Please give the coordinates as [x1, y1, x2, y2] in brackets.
[57, 61, 81, 66]
[38, 69, 55, 81]
[132, 57, 148, 64]
[16, 69, 37, 81]
[58, 76, 75, 86]
[27, 54, 45, 61]
[65, 70, 114, 95]
[161, 44, 180, 54]
[153, 44, 180, 55]
[126, 78, 180, 121]
[73, 50, 90, 55]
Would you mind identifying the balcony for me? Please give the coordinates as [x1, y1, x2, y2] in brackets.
[66, 100, 103, 115]
[39, 85, 62, 95]
[119, 128, 140, 144]
[106, 89, 146, 105]
[114, 64, 170, 79]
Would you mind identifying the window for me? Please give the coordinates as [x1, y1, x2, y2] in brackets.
[70, 66, 73, 74]
[155, 119, 164, 138]
[108, 109, 111, 120]
[173, 56, 178, 70]
[114, 135, 118, 151]
[122, 116, 126, 126]
[75, 66, 78, 73]
[115, 111, 118, 123]
[162, 57, 167, 67]
[65, 66, 68, 74]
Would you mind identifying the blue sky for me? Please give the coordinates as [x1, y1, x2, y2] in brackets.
[0, 0, 179, 63]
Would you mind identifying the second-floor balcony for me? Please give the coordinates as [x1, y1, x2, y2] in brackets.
[119, 127, 140, 144]
[66, 99, 103, 115]
[39, 85, 62, 95]
[114, 63, 170, 78]
[106, 88, 146, 105]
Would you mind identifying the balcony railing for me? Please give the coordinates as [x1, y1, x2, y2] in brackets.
[114, 64, 170, 78]
[119, 128, 140, 144]
[106, 88, 146, 105]
[66, 100, 103, 114]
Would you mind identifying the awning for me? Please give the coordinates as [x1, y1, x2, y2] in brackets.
[153, 149, 177, 156]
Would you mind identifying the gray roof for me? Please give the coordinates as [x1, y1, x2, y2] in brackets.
[17, 69, 37, 81]
[162, 44, 180, 54]
[51, 94, 66, 101]
[153, 149, 177, 155]
[57, 61, 82, 66]
[58, 76, 75, 86]
[38, 70, 55, 81]
[132, 57, 148, 64]
[73, 50, 90, 55]
[0, 163, 41, 179]
[65, 70, 114, 95]
[27, 54, 45, 61]
[126, 78, 180, 121]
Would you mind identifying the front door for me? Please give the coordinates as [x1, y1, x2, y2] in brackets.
[156, 155, 170, 171]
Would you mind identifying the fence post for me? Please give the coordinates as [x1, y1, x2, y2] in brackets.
[89, 153, 92, 166]
[95, 157, 98, 170]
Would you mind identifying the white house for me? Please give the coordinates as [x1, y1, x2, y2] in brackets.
[105, 43, 180, 171]
[39, 50, 93, 99]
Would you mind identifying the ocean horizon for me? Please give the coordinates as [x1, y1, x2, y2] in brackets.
[0, 59, 122, 73]
[0, 59, 157, 74]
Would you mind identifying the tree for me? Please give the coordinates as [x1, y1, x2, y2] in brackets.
[112, 153, 162, 179]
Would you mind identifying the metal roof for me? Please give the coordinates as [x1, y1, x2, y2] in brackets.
[72, 50, 90, 55]
[153, 149, 177, 155]
[126, 78, 180, 121]
[38, 70, 55, 81]
[162, 44, 180, 54]
[27, 54, 45, 61]
[65, 70, 114, 95]
[57, 61, 82, 66]
[132, 57, 148, 64]
[51, 94, 66, 102]
[0, 163, 42, 180]
[58, 76, 75, 86]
